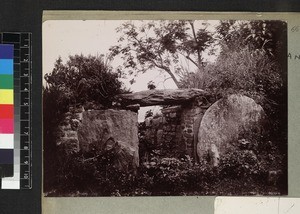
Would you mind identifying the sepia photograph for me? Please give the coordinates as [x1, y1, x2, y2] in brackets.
[43, 19, 287, 196]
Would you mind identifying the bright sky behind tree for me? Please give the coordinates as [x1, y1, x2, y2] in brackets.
[43, 20, 219, 121]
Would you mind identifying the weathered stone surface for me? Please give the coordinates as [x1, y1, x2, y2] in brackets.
[58, 137, 79, 154]
[104, 138, 139, 174]
[77, 109, 139, 170]
[118, 89, 209, 107]
[193, 115, 202, 158]
[161, 106, 181, 114]
[57, 111, 82, 155]
[124, 104, 140, 112]
[197, 94, 267, 166]
[180, 104, 206, 159]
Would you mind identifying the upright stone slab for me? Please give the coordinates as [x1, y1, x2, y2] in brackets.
[197, 94, 266, 166]
[77, 109, 139, 171]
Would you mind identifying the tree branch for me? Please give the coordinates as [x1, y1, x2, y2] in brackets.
[130, 31, 180, 88]
[185, 55, 199, 68]
[148, 58, 180, 87]
[189, 21, 203, 72]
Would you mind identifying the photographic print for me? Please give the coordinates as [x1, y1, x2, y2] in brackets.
[43, 19, 287, 196]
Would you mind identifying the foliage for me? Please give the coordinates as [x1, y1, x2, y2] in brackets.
[203, 48, 282, 106]
[111, 20, 286, 91]
[216, 20, 287, 65]
[147, 81, 156, 90]
[180, 20, 286, 101]
[219, 150, 261, 179]
[179, 47, 284, 138]
[43, 86, 68, 191]
[46, 135, 285, 196]
[110, 20, 215, 87]
[44, 55, 126, 108]
[47, 145, 135, 196]
[144, 109, 153, 119]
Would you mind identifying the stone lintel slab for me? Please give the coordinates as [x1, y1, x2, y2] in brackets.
[118, 89, 209, 107]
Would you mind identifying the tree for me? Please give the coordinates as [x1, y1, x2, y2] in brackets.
[44, 54, 127, 108]
[109, 20, 215, 88]
[216, 20, 287, 66]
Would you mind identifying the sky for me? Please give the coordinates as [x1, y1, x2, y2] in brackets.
[43, 20, 219, 121]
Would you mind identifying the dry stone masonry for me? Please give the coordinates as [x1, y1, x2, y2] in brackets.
[138, 95, 211, 159]
[56, 107, 83, 154]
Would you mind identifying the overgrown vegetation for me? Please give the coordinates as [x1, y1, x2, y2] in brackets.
[46, 136, 285, 196]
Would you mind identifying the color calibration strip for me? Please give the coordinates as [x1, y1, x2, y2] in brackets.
[0, 33, 32, 189]
[0, 45, 14, 186]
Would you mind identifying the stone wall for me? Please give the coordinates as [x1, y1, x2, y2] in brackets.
[180, 101, 207, 159]
[143, 100, 209, 159]
[56, 107, 83, 154]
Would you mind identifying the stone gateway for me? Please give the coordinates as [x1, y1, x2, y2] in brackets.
[58, 90, 268, 170]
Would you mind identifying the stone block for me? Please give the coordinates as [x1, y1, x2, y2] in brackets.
[65, 131, 78, 138]
[58, 138, 79, 154]
[170, 112, 177, 118]
[152, 116, 163, 127]
[77, 109, 139, 171]
[197, 94, 267, 166]
[61, 124, 72, 131]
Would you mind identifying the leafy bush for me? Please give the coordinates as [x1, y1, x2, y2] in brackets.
[44, 55, 126, 109]
[204, 48, 282, 107]
[46, 140, 285, 196]
[219, 150, 260, 179]
[47, 143, 137, 196]
[145, 158, 188, 194]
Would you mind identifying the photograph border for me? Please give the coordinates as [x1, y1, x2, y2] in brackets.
[42, 11, 299, 214]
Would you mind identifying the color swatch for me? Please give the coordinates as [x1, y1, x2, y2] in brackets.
[0, 44, 14, 178]
[0, 32, 32, 189]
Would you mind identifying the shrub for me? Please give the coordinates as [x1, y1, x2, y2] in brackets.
[44, 55, 127, 109]
[218, 150, 260, 179]
[47, 142, 137, 196]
